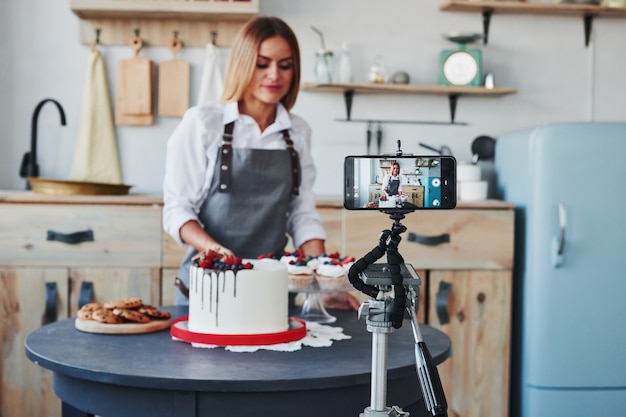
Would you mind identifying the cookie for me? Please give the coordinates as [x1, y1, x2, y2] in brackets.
[92, 307, 124, 324]
[103, 297, 143, 310]
[138, 305, 172, 320]
[77, 302, 104, 320]
[112, 308, 151, 324]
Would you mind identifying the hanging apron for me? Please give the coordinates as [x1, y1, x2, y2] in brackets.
[175, 121, 300, 304]
[386, 177, 400, 195]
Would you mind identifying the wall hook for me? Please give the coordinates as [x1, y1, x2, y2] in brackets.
[211, 30, 217, 46]
[94, 28, 101, 45]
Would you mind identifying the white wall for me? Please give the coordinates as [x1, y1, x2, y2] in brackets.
[1, 0, 625, 197]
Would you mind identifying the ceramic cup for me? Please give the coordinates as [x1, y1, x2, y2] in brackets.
[459, 180, 488, 201]
[457, 164, 481, 182]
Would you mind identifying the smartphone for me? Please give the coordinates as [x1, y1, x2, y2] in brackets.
[344, 155, 457, 210]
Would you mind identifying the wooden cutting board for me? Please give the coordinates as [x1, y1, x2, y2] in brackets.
[115, 35, 154, 126]
[75, 318, 170, 334]
[158, 37, 190, 118]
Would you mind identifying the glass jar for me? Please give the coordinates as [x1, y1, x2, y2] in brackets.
[315, 50, 334, 83]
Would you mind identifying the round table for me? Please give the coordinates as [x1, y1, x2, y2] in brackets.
[25, 306, 451, 417]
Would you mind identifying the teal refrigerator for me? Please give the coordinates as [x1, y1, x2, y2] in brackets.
[494, 122, 626, 417]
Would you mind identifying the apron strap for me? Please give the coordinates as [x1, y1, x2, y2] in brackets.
[282, 130, 301, 196]
[218, 121, 235, 192]
[218, 121, 300, 196]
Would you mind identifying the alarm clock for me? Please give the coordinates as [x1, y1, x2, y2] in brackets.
[439, 33, 483, 87]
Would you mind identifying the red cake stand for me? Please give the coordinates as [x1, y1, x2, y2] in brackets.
[170, 317, 307, 346]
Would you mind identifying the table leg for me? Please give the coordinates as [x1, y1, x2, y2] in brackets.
[62, 402, 93, 417]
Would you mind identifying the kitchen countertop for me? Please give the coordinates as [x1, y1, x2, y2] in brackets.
[0, 190, 514, 209]
[0, 190, 164, 205]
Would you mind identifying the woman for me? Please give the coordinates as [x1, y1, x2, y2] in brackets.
[382, 162, 403, 197]
[163, 16, 359, 310]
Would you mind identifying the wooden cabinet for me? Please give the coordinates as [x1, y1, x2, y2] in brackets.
[369, 183, 383, 203]
[403, 185, 425, 207]
[343, 201, 514, 417]
[0, 193, 163, 417]
[0, 268, 67, 417]
[317, 203, 343, 254]
[161, 231, 188, 306]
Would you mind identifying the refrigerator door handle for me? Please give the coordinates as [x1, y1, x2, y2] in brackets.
[552, 202, 567, 268]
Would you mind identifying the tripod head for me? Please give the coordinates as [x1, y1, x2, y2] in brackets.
[348, 210, 415, 329]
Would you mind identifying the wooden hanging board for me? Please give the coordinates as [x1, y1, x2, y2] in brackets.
[158, 37, 190, 118]
[115, 35, 155, 125]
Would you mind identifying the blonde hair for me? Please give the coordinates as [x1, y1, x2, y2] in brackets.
[220, 16, 301, 111]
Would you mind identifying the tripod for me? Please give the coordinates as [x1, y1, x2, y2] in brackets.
[348, 210, 448, 417]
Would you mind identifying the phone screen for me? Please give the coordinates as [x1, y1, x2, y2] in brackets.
[344, 155, 457, 210]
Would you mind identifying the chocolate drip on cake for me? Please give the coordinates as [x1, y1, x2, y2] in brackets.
[193, 252, 252, 328]
[197, 269, 243, 328]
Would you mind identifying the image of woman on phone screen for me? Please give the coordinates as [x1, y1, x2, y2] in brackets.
[163, 16, 360, 310]
[382, 162, 404, 197]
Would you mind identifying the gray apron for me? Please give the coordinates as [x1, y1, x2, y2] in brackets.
[175, 121, 300, 304]
[386, 177, 400, 195]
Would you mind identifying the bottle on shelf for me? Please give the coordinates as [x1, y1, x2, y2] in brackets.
[337, 41, 353, 83]
[368, 55, 386, 84]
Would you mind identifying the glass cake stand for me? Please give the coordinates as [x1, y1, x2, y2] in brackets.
[289, 279, 354, 324]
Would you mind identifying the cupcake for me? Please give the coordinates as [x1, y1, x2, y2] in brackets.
[314, 253, 355, 291]
[280, 251, 316, 289]
[315, 263, 349, 290]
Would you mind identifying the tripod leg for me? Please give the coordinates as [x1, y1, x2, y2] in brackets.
[406, 306, 448, 417]
[370, 331, 389, 412]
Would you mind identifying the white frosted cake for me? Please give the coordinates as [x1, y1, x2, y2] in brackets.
[379, 195, 397, 208]
[188, 257, 288, 335]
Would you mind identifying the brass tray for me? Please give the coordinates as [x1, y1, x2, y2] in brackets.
[29, 178, 132, 196]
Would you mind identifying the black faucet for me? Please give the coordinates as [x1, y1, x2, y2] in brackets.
[19, 98, 67, 189]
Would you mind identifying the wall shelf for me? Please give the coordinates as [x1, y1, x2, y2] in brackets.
[439, 0, 626, 46]
[301, 82, 517, 124]
[69, 0, 259, 47]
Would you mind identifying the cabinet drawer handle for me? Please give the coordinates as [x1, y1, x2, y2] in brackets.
[407, 232, 450, 246]
[436, 281, 451, 325]
[43, 282, 58, 325]
[47, 229, 94, 245]
[78, 281, 94, 309]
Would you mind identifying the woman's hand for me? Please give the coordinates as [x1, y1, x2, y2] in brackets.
[322, 292, 361, 311]
[191, 243, 234, 260]
[180, 220, 233, 257]
[204, 243, 234, 257]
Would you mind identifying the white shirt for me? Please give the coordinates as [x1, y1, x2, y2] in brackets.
[163, 101, 326, 249]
